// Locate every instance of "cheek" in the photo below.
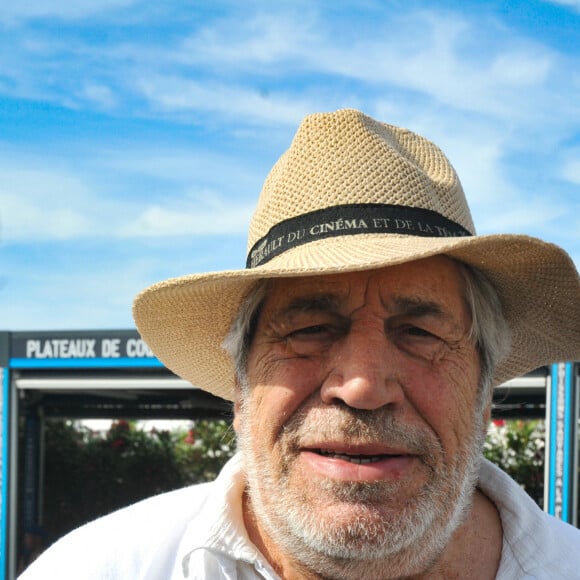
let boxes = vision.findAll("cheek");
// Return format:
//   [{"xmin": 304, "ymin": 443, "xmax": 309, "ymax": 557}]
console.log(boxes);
[
  {"xmin": 404, "ymin": 355, "xmax": 481, "ymax": 453},
  {"xmin": 246, "ymin": 356, "xmax": 325, "ymax": 444}
]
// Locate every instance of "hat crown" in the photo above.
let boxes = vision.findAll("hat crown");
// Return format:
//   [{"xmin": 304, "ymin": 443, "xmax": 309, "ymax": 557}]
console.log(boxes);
[{"xmin": 248, "ymin": 109, "xmax": 475, "ymax": 254}]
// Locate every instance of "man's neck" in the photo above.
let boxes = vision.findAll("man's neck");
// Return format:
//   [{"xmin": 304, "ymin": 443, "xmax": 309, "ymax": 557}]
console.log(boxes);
[
  {"xmin": 243, "ymin": 488, "xmax": 503, "ymax": 580},
  {"xmin": 418, "ymin": 488, "xmax": 503, "ymax": 579}
]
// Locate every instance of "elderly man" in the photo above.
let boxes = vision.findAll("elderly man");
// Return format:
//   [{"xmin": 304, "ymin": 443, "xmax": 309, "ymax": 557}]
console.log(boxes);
[{"xmin": 21, "ymin": 109, "xmax": 580, "ymax": 579}]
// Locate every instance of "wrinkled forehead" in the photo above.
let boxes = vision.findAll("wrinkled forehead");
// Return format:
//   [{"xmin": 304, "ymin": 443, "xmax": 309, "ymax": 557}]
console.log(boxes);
[{"xmin": 261, "ymin": 256, "xmax": 469, "ymax": 320}]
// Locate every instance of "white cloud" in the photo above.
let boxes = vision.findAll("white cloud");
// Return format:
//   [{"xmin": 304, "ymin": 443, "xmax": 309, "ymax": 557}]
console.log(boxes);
[
  {"xmin": 0, "ymin": 144, "xmax": 259, "ymax": 243},
  {"xmin": 0, "ymin": 167, "xmax": 95, "ymax": 241},
  {"xmin": 128, "ymin": 10, "xmax": 565, "ymax": 130},
  {"xmin": 317, "ymin": 18, "xmax": 560, "ymax": 124},
  {"xmin": 561, "ymin": 154, "xmax": 580, "ymax": 184},
  {"xmin": 2, "ymin": 6, "xmax": 578, "ymax": 134},
  {"xmin": 123, "ymin": 190, "xmax": 253, "ymax": 237},
  {"xmin": 177, "ymin": 11, "xmax": 317, "ymax": 67},
  {"xmin": 97, "ymin": 146, "xmax": 259, "ymax": 186},
  {"xmin": 163, "ymin": 9, "xmax": 566, "ymax": 125},
  {"xmin": 474, "ymin": 195, "xmax": 568, "ymax": 234},
  {"xmin": 544, "ymin": 0, "xmax": 580, "ymax": 11},
  {"xmin": 80, "ymin": 83, "xmax": 117, "ymax": 109},
  {"xmin": 136, "ymin": 76, "xmax": 316, "ymax": 127},
  {"xmin": 0, "ymin": 258, "xmax": 139, "ymax": 330}
]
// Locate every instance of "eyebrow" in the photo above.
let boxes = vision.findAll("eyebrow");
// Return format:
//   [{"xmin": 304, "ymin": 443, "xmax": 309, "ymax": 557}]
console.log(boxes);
[
  {"xmin": 276, "ymin": 293, "xmax": 452, "ymax": 322},
  {"xmin": 390, "ymin": 296, "xmax": 447, "ymax": 319},
  {"xmin": 278, "ymin": 293, "xmax": 341, "ymax": 317}
]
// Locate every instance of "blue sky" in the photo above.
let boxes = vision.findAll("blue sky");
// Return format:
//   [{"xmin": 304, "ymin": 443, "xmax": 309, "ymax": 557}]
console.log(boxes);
[{"xmin": 0, "ymin": 0, "xmax": 579, "ymax": 331}]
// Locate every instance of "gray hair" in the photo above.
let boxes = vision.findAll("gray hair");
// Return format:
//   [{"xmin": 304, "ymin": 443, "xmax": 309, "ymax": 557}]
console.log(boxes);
[
  {"xmin": 222, "ymin": 279, "xmax": 270, "ymax": 380},
  {"xmin": 456, "ymin": 261, "xmax": 511, "ymax": 410},
  {"xmin": 222, "ymin": 261, "xmax": 511, "ymax": 411}
]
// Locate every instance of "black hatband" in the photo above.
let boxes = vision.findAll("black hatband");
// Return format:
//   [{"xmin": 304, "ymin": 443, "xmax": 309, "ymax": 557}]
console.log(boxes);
[{"xmin": 246, "ymin": 203, "xmax": 472, "ymax": 269}]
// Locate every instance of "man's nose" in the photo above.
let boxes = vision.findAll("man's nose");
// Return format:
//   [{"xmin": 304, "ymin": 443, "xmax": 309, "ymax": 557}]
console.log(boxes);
[{"xmin": 319, "ymin": 323, "xmax": 405, "ymax": 410}]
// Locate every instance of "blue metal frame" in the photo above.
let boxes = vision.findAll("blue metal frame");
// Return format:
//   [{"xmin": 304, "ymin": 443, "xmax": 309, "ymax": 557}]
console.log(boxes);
[
  {"xmin": 0, "ymin": 367, "xmax": 10, "ymax": 580},
  {"xmin": 547, "ymin": 362, "xmax": 574, "ymax": 521},
  {"xmin": 10, "ymin": 357, "xmax": 164, "ymax": 370}
]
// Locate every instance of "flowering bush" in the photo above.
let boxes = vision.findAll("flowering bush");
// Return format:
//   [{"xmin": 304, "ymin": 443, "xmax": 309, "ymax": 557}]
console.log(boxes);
[
  {"xmin": 41, "ymin": 418, "xmax": 236, "ymax": 547},
  {"xmin": 483, "ymin": 419, "xmax": 545, "ymax": 507}
]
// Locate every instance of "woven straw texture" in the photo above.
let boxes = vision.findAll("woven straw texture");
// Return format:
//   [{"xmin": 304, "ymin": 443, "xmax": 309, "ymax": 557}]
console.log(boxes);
[
  {"xmin": 249, "ymin": 111, "xmax": 475, "ymax": 251},
  {"xmin": 133, "ymin": 109, "xmax": 580, "ymax": 402}
]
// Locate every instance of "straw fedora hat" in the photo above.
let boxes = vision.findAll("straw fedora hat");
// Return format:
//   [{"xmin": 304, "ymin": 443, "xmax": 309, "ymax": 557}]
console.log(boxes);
[{"xmin": 133, "ymin": 108, "xmax": 580, "ymax": 401}]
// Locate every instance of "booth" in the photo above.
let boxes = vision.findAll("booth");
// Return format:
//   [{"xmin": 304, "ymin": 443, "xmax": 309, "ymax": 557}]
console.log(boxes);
[
  {"xmin": 0, "ymin": 330, "xmax": 230, "ymax": 580},
  {"xmin": 0, "ymin": 330, "xmax": 578, "ymax": 580}
]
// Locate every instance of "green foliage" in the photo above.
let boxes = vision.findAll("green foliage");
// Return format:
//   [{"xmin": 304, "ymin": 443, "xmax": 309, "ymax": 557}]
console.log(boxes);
[
  {"xmin": 43, "ymin": 418, "xmax": 236, "ymax": 545},
  {"xmin": 42, "ymin": 417, "xmax": 547, "ymax": 547},
  {"xmin": 483, "ymin": 419, "xmax": 545, "ymax": 507}
]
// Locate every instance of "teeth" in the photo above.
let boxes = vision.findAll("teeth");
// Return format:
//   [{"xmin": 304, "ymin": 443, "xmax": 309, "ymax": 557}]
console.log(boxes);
[{"xmin": 317, "ymin": 450, "xmax": 388, "ymax": 464}]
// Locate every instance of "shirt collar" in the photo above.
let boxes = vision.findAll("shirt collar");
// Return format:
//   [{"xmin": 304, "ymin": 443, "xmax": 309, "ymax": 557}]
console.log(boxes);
[
  {"xmin": 478, "ymin": 458, "xmax": 546, "ymax": 578},
  {"xmin": 176, "ymin": 453, "xmax": 278, "ymax": 578}
]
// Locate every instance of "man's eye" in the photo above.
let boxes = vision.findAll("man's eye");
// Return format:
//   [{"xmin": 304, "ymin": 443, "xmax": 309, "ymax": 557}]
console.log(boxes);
[
  {"xmin": 392, "ymin": 325, "xmax": 445, "ymax": 361},
  {"xmin": 288, "ymin": 325, "xmax": 332, "ymax": 339},
  {"xmin": 394, "ymin": 324, "xmax": 443, "ymax": 346},
  {"xmin": 405, "ymin": 326, "xmax": 436, "ymax": 338},
  {"xmin": 284, "ymin": 323, "xmax": 345, "ymax": 356}
]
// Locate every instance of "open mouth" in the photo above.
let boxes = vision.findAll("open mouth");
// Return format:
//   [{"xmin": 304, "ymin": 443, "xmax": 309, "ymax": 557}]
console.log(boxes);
[{"xmin": 315, "ymin": 449, "xmax": 402, "ymax": 464}]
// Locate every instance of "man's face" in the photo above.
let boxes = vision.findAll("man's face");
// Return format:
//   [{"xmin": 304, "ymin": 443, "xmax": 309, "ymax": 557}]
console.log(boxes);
[{"xmin": 236, "ymin": 256, "xmax": 486, "ymax": 576}]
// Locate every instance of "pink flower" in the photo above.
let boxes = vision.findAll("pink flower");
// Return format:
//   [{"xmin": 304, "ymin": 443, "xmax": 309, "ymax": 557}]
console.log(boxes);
[{"xmin": 184, "ymin": 429, "xmax": 196, "ymax": 445}]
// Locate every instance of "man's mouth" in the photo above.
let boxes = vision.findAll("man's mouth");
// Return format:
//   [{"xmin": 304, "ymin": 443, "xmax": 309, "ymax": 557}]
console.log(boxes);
[
  {"xmin": 314, "ymin": 449, "xmax": 403, "ymax": 465},
  {"xmin": 300, "ymin": 446, "xmax": 416, "ymax": 481}
]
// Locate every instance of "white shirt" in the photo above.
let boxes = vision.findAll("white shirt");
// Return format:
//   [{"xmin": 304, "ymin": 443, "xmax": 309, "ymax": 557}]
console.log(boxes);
[{"xmin": 19, "ymin": 454, "xmax": 580, "ymax": 579}]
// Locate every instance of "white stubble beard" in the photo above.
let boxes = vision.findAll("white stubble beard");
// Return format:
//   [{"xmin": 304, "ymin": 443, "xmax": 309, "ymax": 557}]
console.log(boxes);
[{"xmin": 238, "ymin": 401, "xmax": 485, "ymax": 580}]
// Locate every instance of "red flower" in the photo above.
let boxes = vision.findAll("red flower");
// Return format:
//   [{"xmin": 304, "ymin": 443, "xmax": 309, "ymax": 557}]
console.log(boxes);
[
  {"xmin": 184, "ymin": 429, "xmax": 196, "ymax": 445},
  {"xmin": 111, "ymin": 438, "xmax": 126, "ymax": 450}
]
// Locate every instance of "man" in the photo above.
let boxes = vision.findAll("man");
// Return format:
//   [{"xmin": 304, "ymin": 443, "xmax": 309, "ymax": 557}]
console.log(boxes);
[{"xmin": 21, "ymin": 109, "xmax": 580, "ymax": 579}]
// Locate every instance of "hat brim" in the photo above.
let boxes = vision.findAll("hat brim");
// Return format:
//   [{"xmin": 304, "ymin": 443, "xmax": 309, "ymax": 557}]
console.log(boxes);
[{"xmin": 133, "ymin": 232, "xmax": 580, "ymax": 401}]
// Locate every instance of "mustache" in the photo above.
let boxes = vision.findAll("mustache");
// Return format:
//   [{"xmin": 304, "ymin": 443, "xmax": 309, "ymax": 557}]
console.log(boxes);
[{"xmin": 280, "ymin": 404, "xmax": 442, "ymax": 457}]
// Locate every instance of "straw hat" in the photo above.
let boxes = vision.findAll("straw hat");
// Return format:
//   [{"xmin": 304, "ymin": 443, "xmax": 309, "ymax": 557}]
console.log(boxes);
[{"xmin": 133, "ymin": 109, "xmax": 580, "ymax": 401}]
